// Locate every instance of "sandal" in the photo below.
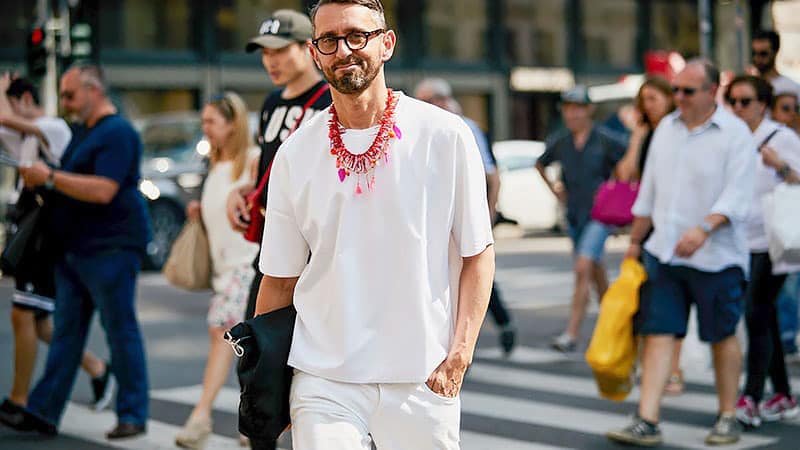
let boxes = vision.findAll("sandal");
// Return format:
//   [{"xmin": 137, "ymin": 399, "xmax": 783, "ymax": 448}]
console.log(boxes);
[{"xmin": 664, "ymin": 371, "xmax": 684, "ymax": 396}]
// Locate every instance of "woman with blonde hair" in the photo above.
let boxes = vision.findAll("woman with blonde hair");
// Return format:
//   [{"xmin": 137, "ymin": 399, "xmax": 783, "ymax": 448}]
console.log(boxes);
[{"xmin": 175, "ymin": 92, "xmax": 259, "ymax": 449}]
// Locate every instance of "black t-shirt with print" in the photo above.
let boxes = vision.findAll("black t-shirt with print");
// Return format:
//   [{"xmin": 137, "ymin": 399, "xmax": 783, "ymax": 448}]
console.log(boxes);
[{"xmin": 255, "ymin": 79, "xmax": 331, "ymax": 202}]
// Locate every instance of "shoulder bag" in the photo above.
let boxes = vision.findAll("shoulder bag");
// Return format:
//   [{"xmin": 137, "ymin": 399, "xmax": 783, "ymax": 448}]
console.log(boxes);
[{"xmin": 162, "ymin": 219, "xmax": 212, "ymax": 290}]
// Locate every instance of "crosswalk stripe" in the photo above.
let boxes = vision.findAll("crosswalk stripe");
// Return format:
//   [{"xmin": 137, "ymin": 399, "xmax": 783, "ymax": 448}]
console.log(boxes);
[
  {"xmin": 460, "ymin": 391, "xmax": 776, "ymax": 450},
  {"xmin": 473, "ymin": 346, "xmax": 568, "ymax": 365},
  {"xmin": 460, "ymin": 430, "xmax": 574, "ymax": 450},
  {"xmin": 468, "ymin": 363, "xmax": 721, "ymax": 415},
  {"xmin": 58, "ymin": 402, "xmax": 241, "ymax": 450}
]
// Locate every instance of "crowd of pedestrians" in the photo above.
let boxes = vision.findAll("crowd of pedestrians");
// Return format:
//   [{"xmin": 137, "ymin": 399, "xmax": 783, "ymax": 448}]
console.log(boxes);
[{"xmin": 0, "ymin": 0, "xmax": 799, "ymax": 449}]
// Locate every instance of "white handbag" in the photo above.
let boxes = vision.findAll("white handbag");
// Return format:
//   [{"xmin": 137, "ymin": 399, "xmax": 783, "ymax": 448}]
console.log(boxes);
[{"xmin": 763, "ymin": 183, "xmax": 800, "ymax": 267}]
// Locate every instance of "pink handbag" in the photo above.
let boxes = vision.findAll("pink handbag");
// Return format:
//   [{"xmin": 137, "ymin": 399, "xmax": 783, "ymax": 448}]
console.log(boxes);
[{"xmin": 590, "ymin": 181, "xmax": 639, "ymax": 226}]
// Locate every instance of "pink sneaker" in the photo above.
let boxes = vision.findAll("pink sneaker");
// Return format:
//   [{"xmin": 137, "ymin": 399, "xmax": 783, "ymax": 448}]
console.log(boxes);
[
  {"xmin": 761, "ymin": 393, "xmax": 800, "ymax": 422},
  {"xmin": 735, "ymin": 395, "xmax": 762, "ymax": 428}
]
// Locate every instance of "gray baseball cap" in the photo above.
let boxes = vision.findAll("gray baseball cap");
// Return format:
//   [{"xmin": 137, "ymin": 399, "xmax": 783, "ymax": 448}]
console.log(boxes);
[
  {"xmin": 561, "ymin": 85, "xmax": 592, "ymax": 104},
  {"xmin": 245, "ymin": 10, "xmax": 313, "ymax": 52}
]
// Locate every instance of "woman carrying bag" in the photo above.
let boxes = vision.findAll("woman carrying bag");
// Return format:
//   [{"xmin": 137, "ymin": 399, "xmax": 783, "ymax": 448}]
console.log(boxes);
[
  {"xmin": 725, "ymin": 75, "xmax": 800, "ymax": 428},
  {"xmin": 174, "ymin": 92, "xmax": 259, "ymax": 449}
]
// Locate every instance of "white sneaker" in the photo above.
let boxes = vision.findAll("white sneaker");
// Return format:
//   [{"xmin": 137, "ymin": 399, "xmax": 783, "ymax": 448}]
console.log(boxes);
[{"xmin": 551, "ymin": 333, "xmax": 576, "ymax": 353}]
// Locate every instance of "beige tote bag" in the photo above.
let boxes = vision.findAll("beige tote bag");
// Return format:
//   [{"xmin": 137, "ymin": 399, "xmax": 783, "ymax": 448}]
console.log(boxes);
[{"xmin": 163, "ymin": 219, "xmax": 212, "ymax": 290}]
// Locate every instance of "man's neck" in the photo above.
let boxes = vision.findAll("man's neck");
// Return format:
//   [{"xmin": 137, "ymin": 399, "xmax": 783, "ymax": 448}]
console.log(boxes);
[
  {"xmin": 281, "ymin": 70, "xmax": 323, "ymax": 100},
  {"xmin": 86, "ymin": 100, "xmax": 117, "ymax": 128},
  {"xmin": 570, "ymin": 123, "xmax": 593, "ymax": 147},
  {"xmin": 682, "ymin": 104, "xmax": 717, "ymax": 131},
  {"xmin": 762, "ymin": 68, "xmax": 780, "ymax": 81},
  {"xmin": 332, "ymin": 74, "xmax": 390, "ymax": 130}
]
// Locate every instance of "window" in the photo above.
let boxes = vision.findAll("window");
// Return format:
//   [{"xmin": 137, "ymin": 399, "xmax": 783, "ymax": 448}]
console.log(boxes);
[
  {"xmin": 580, "ymin": 0, "xmax": 637, "ymax": 68},
  {"xmin": 505, "ymin": 0, "xmax": 567, "ymax": 66},
  {"xmin": 98, "ymin": 0, "xmax": 193, "ymax": 51},
  {"xmin": 426, "ymin": 0, "xmax": 487, "ymax": 63},
  {"xmin": 0, "ymin": 1, "xmax": 37, "ymax": 52},
  {"xmin": 119, "ymin": 89, "xmax": 197, "ymax": 119},
  {"xmin": 216, "ymin": 0, "xmax": 300, "ymax": 52},
  {"xmin": 650, "ymin": 0, "xmax": 699, "ymax": 57}
]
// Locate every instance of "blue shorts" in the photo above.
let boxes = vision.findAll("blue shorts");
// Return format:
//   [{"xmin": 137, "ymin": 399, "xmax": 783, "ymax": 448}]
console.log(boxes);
[
  {"xmin": 568, "ymin": 220, "xmax": 611, "ymax": 262},
  {"xmin": 637, "ymin": 252, "xmax": 744, "ymax": 343}
]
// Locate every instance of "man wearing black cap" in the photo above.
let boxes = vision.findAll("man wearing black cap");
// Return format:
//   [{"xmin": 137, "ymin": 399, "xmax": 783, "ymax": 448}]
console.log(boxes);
[
  {"xmin": 535, "ymin": 85, "xmax": 627, "ymax": 353},
  {"xmin": 227, "ymin": 9, "xmax": 331, "ymax": 323}
]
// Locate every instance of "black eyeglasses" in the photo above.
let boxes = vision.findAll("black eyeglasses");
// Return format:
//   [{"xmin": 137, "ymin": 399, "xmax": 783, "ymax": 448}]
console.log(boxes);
[
  {"xmin": 751, "ymin": 50, "xmax": 772, "ymax": 58},
  {"xmin": 312, "ymin": 29, "xmax": 385, "ymax": 55},
  {"xmin": 672, "ymin": 86, "xmax": 698, "ymax": 96},
  {"xmin": 727, "ymin": 97, "xmax": 755, "ymax": 107}
]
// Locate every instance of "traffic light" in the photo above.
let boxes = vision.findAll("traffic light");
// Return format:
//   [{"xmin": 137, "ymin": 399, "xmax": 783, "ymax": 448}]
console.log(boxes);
[
  {"xmin": 70, "ymin": 22, "xmax": 93, "ymax": 62},
  {"xmin": 26, "ymin": 26, "xmax": 48, "ymax": 79}
]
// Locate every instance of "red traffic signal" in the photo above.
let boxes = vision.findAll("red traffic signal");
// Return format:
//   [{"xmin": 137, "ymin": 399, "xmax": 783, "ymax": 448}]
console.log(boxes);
[{"xmin": 30, "ymin": 27, "xmax": 44, "ymax": 45}]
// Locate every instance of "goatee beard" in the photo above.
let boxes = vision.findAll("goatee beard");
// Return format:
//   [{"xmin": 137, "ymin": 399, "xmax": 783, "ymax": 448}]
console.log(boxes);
[{"xmin": 324, "ymin": 56, "xmax": 380, "ymax": 95}]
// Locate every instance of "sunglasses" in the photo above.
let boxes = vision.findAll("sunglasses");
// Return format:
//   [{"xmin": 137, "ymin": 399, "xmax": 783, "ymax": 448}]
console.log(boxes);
[
  {"xmin": 672, "ymin": 86, "xmax": 698, "ymax": 96},
  {"xmin": 779, "ymin": 103, "xmax": 799, "ymax": 113},
  {"xmin": 751, "ymin": 50, "xmax": 772, "ymax": 58},
  {"xmin": 726, "ymin": 97, "xmax": 755, "ymax": 107}
]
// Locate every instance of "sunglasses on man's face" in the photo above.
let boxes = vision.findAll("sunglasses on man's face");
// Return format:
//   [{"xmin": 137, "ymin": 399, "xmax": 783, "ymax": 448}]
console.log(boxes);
[
  {"xmin": 672, "ymin": 86, "xmax": 698, "ymax": 96},
  {"xmin": 751, "ymin": 50, "xmax": 772, "ymax": 58}
]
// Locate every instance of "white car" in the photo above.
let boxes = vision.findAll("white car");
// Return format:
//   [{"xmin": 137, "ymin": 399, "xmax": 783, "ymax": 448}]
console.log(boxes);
[{"xmin": 493, "ymin": 140, "xmax": 564, "ymax": 232}]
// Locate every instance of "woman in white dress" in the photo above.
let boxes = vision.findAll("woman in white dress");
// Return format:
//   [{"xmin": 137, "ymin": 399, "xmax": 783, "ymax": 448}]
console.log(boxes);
[{"xmin": 175, "ymin": 92, "xmax": 259, "ymax": 449}]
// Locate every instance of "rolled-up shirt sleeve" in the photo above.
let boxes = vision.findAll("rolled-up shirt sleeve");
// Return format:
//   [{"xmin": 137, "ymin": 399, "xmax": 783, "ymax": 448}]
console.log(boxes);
[
  {"xmin": 451, "ymin": 121, "xmax": 494, "ymax": 257},
  {"xmin": 259, "ymin": 148, "xmax": 310, "ymax": 277},
  {"xmin": 710, "ymin": 132, "xmax": 757, "ymax": 222}
]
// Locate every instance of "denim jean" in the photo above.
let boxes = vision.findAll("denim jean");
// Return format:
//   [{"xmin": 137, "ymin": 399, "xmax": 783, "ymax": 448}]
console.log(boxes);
[
  {"xmin": 778, "ymin": 273, "xmax": 800, "ymax": 354},
  {"xmin": 27, "ymin": 249, "xmax": 148, "ymax": 426}
]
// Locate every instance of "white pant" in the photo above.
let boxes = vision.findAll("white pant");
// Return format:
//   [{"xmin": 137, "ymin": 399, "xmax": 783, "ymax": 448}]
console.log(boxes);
[{"xmin": 290, "ymin": 370, "xmax": 461, "ymax": 450}]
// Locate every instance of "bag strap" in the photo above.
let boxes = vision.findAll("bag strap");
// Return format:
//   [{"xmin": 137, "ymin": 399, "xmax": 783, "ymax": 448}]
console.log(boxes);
[
  {"xmin": 253, "ymin": 83, "xmax": 330, "ymax": 194},
  {"xmin": 759, "ymin": 128, "xmax": 781, "ymax": 150}
]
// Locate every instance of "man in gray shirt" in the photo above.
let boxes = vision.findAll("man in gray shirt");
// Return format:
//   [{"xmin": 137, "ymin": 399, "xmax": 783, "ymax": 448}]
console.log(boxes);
[{"xmin": 536, "ymin": 85, "xmax": 626, "ymax": 352}]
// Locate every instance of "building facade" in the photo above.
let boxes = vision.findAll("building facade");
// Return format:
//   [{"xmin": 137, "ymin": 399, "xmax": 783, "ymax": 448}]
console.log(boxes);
[{"xmin": 0, "ymin": 0, "xmax": 773, "ymax": 141}]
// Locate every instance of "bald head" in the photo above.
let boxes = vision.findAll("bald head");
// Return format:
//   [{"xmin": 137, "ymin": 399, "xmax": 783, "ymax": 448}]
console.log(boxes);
[
  {"xmin": 672, "ymin": 59, "xmax": 719, "ymax": 125},
  {"xmin": 60, "ymin": 64, "xmax": 109, "ymax": 123}
]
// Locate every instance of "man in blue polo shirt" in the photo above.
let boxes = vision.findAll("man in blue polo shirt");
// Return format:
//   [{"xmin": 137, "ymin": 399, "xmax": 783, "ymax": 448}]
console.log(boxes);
[
  {"xmin": 536, "ymin": 85, "xmax": 627, "ymax": 352},
  {"xmin": 10, "ymin": 64, "xmax": 151, "ymax": 440}
]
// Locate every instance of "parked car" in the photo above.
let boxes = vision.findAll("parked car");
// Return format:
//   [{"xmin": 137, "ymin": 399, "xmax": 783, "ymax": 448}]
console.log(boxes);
[
  {"xmin": 493, "ymin": 140, "xmax": 564, "ymax": 232},
  {"xmin": 134, "ymin": 113, "xmax": 207, "ymax": 270},
  {"xmin": 134, "ymin": 112, "xmax": 260, "ymax": 270}
]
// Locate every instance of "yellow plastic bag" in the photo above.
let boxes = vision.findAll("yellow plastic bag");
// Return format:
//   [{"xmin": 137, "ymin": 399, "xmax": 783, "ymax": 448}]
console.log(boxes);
[{"xmin": 585, "ymin": 258, "xmax": 647, "ymax": 401}]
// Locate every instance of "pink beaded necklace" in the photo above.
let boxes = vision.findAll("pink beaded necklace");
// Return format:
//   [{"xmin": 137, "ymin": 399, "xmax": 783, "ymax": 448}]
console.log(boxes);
[{"xmin": 328, "ymin": 89, "xmax": 402, "ymax": 195}]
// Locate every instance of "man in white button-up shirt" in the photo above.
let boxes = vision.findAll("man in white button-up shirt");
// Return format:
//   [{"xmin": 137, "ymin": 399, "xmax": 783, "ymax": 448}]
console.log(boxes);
[{"xmin": 607, "ymin": 60, "xmax": 757, "ymax": 447}]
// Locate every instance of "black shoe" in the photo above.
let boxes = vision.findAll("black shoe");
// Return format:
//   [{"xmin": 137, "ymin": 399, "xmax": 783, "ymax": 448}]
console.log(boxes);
[
  {"xmin": 107, "ymin": 422, "xmax": 146, "ymax": 440},
  {"xmin": 0, "ymin": 400, "xmax": 57, "ymax": 437},
  {"xmin": 91, "ymin": 362, "xmax": 116, "ymax": 411},
  {"xmin": 0, "ymin": 398, "xmax": 28, "ymax": 430},
  {"xmin": 500, "ymin": 325, "xmax": 516, "ymax": 356}
]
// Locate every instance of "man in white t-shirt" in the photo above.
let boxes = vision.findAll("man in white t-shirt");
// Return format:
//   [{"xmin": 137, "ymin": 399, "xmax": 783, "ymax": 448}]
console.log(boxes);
[
  {"xmin": 0, "ymin": 74, "xmax": 113, "ymax": 431},
  {"xmin": 253, "ymin": 1, "xmax": 495, "ymax": 448},
  {"xmin": 752, "ymin": 31, "xmax": 800, "ymax": 106}
]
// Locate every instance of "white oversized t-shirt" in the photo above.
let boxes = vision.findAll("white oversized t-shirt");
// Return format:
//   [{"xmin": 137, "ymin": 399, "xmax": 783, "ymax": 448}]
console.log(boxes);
[
  {"xmin": 259, "ymin": 93, "xmax": 494, "ymax": 383},
  {"xmin": 0, "ymin": 116, "xmax": 71, "ymax": 164}
]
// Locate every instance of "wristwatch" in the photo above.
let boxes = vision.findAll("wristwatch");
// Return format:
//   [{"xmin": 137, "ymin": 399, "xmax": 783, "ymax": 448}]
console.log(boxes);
[
  {"xmin": 44, "ymin": 168, "xmax": 55, "ymax": 190},
  {"xmin": 700, "ymin": 222, "xmax": 713, "ymax": 235},
  {"xmin": 778, "ymin": 163, "xmax": 792, "ymax": 179}
]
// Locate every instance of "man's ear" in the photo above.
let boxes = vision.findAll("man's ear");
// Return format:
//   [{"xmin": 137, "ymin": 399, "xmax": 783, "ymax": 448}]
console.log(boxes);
[
  {"xmin": 307, "ymin": 42, "xmax": 323, "ymax": 70},
  {"xmin": 380, "ymin": 30, "xmax": 397, "ymax": 62}
]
